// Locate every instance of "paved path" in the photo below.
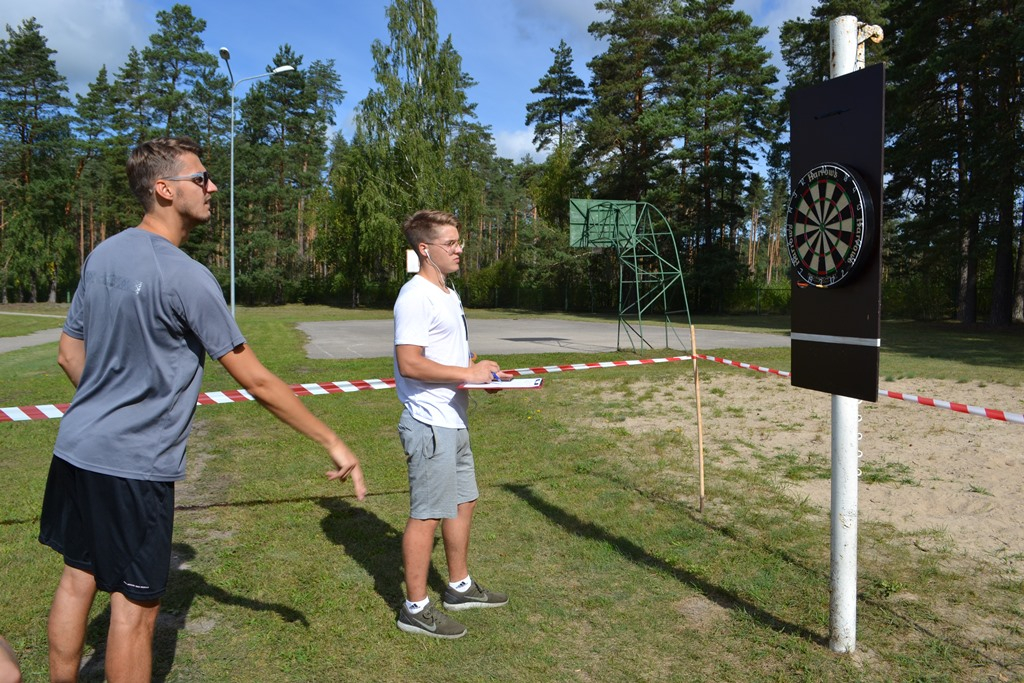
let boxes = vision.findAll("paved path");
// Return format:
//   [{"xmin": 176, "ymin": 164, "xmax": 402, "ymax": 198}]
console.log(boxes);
[
  {"xmin": 0, "ymin": 315, "xmax": 789, "ymax": 358},
  {"xmin": 298, "ymin": 319, "xmax": 789, "ymax": 359},
  {"xmin": 0, "ymin": 311, "xmax": 66, "ymax": 353},
  {"xmin": 0, "ymin": 327, "xmax": 63, "ymax": 353}
]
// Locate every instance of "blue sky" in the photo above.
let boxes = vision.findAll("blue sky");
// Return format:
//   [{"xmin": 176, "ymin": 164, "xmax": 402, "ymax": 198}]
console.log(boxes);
[{"xmin": 2, "ymin": 0, "xmax": 817, "ymax": 161}]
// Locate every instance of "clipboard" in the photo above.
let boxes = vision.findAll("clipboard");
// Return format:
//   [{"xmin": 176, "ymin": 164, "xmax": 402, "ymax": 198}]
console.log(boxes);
[{"xmin": 459, "ymin": 377, "xmax": 544, "ymax": 390}]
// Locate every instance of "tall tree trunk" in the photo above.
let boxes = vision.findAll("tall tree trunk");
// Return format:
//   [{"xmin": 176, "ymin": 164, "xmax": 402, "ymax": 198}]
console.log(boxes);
[
  {"xmin": 298, "ymin": 195, "xmax": 306, "ymax": 259},
  {"xmin": 957, "ymin": 220, "xmax": 978, "ymax": 323},
  {"xmin": 955, "ymin": 80, "xmax": 977, "ymax": 323},
  {"xmin": 1013, "ymin": 206, "xmax": 1024, "ymax": 323},
  {"xmin": 765, "ymin": 214, "xmax": 780, "ymax": 285},
  {"xmin": 988, "ymin": 38, "xmax": 1018, "ymax": 327},
  {"xmin": 79, "ymin": 198, "xmax": 85, "ymax": 269},
  {"xmin": 989, "ymin": 194, "xmax": 1015, "ymax": 326}
]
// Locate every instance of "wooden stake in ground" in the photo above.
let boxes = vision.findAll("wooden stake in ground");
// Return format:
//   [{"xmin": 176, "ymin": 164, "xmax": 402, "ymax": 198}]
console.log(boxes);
[{"xmin": 690, "ymin": 325, "xmax": 706, "ymax": 512}]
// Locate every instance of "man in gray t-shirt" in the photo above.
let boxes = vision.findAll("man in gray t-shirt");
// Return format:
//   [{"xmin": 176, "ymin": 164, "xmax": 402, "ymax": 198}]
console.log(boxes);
[{"xmin": 39, "ymin": 137, "xmax": 367, "ymax": 682}]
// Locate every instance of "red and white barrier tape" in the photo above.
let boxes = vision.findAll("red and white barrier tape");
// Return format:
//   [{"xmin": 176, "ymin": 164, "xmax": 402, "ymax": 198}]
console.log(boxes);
[
  {"xmin": 195, "ymin": 378, "xmax": 397, "ymax": 407},
  {"xmin": 0, "ymin": 357, "xmax": 693, "ymax": 422},
  {"xmin": 503, "ymin": 356, "xmax": 692, "ymax": 377},
  {"xmin": 696, "ymin": 355, "xmax": 1023, "ymax": 425},
  {"xmin": 877, "ymin": 389, "xmax": 1024, "ymax": 425},
  {"xmin": 3, "ymin": 354, "xmax": 1021, "ymax": 426},
  {"xmin": 695, "ymin": 354, "xmax": 792, "ymax": 377}
]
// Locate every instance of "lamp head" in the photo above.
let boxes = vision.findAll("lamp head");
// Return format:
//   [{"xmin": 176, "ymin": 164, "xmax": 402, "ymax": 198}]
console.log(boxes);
[
  {"xmin": 219, "ymin": 47, "xmax": 231, "ymax": 61},
  {"xmin": 272, "ymin": 65, "xmax": 295, "ymax": 74}
]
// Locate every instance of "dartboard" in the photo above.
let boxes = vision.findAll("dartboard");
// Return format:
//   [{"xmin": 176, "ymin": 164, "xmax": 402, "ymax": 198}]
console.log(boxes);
[{"xmin": 786, "ymin": 163, "xmax": 874, "ymax": 288}]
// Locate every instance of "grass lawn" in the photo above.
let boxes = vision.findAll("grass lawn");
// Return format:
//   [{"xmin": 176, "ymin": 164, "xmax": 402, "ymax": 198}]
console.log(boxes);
[{"xmin": 1, "ymin": 304, "xmax": 1022, "ymax": 682}]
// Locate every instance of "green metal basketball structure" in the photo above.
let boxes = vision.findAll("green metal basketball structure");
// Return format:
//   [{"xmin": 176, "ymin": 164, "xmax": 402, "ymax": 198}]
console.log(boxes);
[{"xmin": 569, "ymin": 199, "xmax": 691, "ymax": 351}]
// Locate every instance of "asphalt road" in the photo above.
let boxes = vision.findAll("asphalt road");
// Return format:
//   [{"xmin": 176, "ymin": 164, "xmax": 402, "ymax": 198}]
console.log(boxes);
[
  {"xmin": 298, "ymin": 318, "xmax": 789, "ymax": 359},
  {"xmin": 0, "ymin": 315, "xmax": 789, "ymax": 358}
]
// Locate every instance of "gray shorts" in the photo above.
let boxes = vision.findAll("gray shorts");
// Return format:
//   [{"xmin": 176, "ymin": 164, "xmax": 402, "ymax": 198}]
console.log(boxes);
[{"xmin": 398, "ymin": 409, "xmax": 478, "ymax": 519}]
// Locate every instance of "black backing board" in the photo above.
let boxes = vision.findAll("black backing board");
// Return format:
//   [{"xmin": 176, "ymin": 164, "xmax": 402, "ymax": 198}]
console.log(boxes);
[{"xmin": 789, "ymin": 64, "xmax": 884, "ymax": 401}]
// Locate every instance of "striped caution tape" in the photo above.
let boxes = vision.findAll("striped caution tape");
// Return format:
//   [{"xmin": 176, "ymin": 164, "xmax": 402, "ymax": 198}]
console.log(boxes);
[
  {"xmin": 695, "ymin": 354, "xmax": 792, "ymax": 377},
  {"xmin": 503, "ymin": 356, "xmax": 692, "ymax": 377},
  {"xmin": 195, "ymin": 378, "xmax": 398, "ymax": 406},
  {"xmin": 877, "ymin": 389, "xmax": 1024, "ymax": 425},
  {"xmin": 0, "ymin": 357, "xmax": 692, "ymax": 423},
  {"xmin": 3, "ymin": 354, "xmax": 1021, "ymax": 425},
  {"xmin": 0, "ymin": 403, "xmax": 70, "ymax": 422}
]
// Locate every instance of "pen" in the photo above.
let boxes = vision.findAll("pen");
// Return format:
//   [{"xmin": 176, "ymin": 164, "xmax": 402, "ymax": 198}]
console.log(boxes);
[{"xmin": 491, "ymin": 372, "xmax": 502, "ymax": 382}]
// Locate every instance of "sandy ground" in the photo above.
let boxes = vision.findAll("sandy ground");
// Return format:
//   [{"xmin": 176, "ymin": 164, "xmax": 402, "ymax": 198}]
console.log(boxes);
[{"xmin": 693, "ymin": 370, "xmax": 1024, "ymax": 564}]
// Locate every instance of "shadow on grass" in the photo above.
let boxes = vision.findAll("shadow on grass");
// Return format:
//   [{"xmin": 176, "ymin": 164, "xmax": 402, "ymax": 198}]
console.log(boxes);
[
  {"xmin": 316, "ymin": 497, "xmax": 446, "ymax": 610},
  {"xmin": 77, "ymin": 543, "xmax": 309, "ymax": 683},
  {"xmin": 606, "ymin": 477, "xmax": 1024, "ymax": 676},
  {"xmin": 504, "ymin": 483, "xmax": 827, "ymax": 647},
  {"xmin": 880, "ymin": 320, "xmax": 1024, "ymax": 368}
]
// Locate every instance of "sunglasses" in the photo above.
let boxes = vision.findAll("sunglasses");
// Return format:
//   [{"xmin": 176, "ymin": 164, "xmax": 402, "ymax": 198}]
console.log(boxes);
[{"xmin": 160, "ymin": 171, "xmax": 213, "ymax": 190}]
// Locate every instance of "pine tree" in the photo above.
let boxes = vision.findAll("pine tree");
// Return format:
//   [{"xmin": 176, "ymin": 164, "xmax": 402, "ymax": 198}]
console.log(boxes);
[
  {"xmin": 668, "ymin": 0, "xmax": 778, "ymax": 249},
  {"xmin": 110, "ymin": 47, "xmax": 155, "ymax": 146},
  {"xmin": 72, "ymin": 66, "xmax": 122, "ymax": 269},
  {"xmin": 525, "ymin": 40, "xmax": 589, "ymax": 152},
  {"xmin": 141, "ymin": 3, "xmax": 218, "ymax": 136},
  {"xmin": 583, "ymin": 0, "xmax": 675, "ymax": 201},
  {"xmin": 0, "ymin": 17, "xmax": 73, "ymax": 303},
  {"xmin": 885, "ymin": 0, "xmax": 1021, "ymax": 323},
  {"xmin": 235, "ymin": 45, "xmax": 345, "ymax": 302}
]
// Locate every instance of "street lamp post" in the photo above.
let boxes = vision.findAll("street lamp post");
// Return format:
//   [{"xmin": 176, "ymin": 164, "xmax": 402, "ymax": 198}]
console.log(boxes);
[{"xmin": 219, "ymin": 47, "xmax": 295, "ymax": 317}]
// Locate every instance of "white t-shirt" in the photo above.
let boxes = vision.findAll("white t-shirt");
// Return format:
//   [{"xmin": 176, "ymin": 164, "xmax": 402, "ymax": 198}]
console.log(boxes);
[{"xmin": 393, "ymin": 274, "xmax": 471, "ymax": 428}]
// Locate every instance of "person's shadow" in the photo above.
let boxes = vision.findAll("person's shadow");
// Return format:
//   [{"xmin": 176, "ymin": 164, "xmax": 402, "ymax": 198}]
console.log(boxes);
[
  {"xmin": 78, "ymin": 543, "xmax": 309, "ymax": 682},
  {"xmin": 316, "ymin": 497, "xmax": 445, "ymax": 610}
]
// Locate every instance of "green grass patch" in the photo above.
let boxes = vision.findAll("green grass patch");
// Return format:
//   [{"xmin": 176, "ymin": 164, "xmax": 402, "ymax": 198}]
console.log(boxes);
[{"xmin": 1, "ymin": 305, "xmax": 1022, "ymax": 681}]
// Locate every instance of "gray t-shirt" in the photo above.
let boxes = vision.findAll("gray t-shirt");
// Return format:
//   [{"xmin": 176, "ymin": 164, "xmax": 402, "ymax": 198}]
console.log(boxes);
[{"xmin": 54, "ymin": 227, "xmax": 245, "ymax": 481}]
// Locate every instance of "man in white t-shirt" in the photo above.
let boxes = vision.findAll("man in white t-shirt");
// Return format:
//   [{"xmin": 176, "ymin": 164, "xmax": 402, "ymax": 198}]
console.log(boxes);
[{"xmin": 393, "ymin": 210, "xmax": 511, "ymax": 639}]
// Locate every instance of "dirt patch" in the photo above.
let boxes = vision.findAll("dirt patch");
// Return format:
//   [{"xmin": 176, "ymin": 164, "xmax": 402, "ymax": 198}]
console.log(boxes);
[
  {"xmin": 675, "ymin": 594, "xmax": 730, "ymax": 630},
  {"xmin": 581, "ymin": 369, "xmax": 1024, "ymax": 565}
]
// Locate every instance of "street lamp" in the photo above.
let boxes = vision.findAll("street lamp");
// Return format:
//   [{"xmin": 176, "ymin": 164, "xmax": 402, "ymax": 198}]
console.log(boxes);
[{"xmin": 219, "ymin": 46, "xmax": 295, "ymax": 317}]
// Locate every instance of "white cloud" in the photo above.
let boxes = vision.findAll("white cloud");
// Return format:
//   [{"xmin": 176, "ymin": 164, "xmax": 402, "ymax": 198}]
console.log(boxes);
[
  {"xmin": 508, "ymin": 0, "xmax": 604, "ymax": 63},
  {"xmin": 494, "ymin": 128, "xmax": 547, "ymax": 163},
  {"xmin": 1, "ymin": 0, "xmax": 150, "ymax": 96}
]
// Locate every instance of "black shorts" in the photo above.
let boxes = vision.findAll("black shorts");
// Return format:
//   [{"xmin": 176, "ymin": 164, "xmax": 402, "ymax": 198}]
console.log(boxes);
[{"xmin": 38, "ymin": 455, "xmax": 175, "ymax": 601}]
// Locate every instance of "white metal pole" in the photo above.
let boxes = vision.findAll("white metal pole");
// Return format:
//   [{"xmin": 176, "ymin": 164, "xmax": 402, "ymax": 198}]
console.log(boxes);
[
  {"xmin": 830, "ymin": 16, "xmax": 859, "ymax": 78},
  {"xmin": 229, "ymin": 86, "xmax": 236, "ymax": 318},
  {"xmin": 829, "ymin": 393, "xmax": 859, "ymax": 652},
  {"xmin": 828, "ymin": 14, "xmax": 861, "ymax": 654},
  {"xmin": 218, "ymin": 51, "xmax": 295, "ymax": 319}
]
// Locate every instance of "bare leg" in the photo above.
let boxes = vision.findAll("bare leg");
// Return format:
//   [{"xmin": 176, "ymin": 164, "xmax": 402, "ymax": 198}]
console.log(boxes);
[
  {"xmin": 403, "ymin": 517, "xmax": 440, "ymax": 602},
  {"xmin": 441, "ymin": 499, "xmax": 477, "ymax": 583},
  {"xmin": 48, "ymin": 565, "xmax": 98, "ymax": 683},
  {"xmin": 104, "ymin": 592, "xmax": 159, "ymax": 683},
  {"xmin": 0, "ymin": 636, "xmax": 22, "ymax": 683}
]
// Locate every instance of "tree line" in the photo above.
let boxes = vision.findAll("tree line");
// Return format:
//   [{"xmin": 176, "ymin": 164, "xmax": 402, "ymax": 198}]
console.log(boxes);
[{"xmin": 1, "ymin": 0, "xmax": 1021, "ymax": 323}]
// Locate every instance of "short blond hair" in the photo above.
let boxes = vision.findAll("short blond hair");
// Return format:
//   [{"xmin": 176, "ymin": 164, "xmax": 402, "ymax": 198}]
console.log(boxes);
[
  {"xmin": 127, "ymin": 137, "xmax": 203, "ymax": 212},
  {"xmin": 402, "ymin": 210, "xmax": 461, "ymax": 250}
]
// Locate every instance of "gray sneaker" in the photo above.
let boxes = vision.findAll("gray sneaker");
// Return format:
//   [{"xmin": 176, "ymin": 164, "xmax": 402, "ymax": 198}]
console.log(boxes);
[
  {"xmin": 397, "ymin": 602, "xmax": 468, "ymax": 639},
  {"xmin": 442, "ymin": 580, "xmax": 508, "ymax": 611}
]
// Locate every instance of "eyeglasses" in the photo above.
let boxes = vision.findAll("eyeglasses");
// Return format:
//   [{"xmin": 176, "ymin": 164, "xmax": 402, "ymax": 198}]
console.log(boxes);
[
  {"xmin": 424, "ymin": 240, "xmax": 464, "ymax": 254},
  {"xmin": 159, "ymin": 171, "xmax": 213, "ymax": 190}
]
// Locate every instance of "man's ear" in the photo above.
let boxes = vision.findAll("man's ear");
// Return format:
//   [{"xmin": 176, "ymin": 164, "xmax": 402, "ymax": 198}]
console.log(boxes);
[{"xmin": 153, "ymin": 179, "xmax": 173, "ymax": 202}]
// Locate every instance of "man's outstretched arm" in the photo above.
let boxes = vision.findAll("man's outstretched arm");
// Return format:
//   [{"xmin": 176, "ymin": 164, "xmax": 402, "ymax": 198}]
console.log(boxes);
[{"xmin": 218, "ymin": 344, "xmax": 367, "ymax": 499}]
